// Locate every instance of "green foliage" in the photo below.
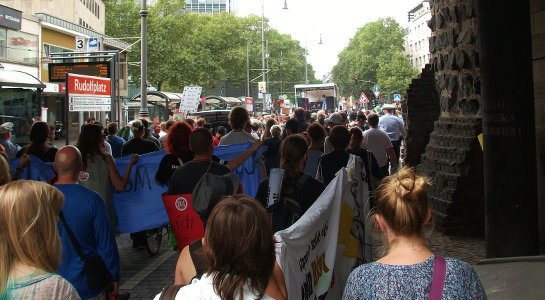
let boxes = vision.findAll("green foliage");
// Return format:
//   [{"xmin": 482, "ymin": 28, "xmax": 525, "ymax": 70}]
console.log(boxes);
[
  {"xmin": 104, "ymin": 0, "xmax": 313, "ymax": 97},
  {"xmin": 332, "ymin": 17, "xmax": 417, "ymax": 100}
]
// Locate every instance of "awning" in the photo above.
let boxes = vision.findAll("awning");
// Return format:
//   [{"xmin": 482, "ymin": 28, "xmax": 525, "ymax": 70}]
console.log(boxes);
[
  {"xmin": 0, "ymin": 70, "xmax": 46, "ymax": 89},
  {"xmin": 294, "ymin": 83, "xmax": 337, "ymax": 91},
  {"xmin": 131, "ymin": 91, "xmax": 183, "ymax": 104}
]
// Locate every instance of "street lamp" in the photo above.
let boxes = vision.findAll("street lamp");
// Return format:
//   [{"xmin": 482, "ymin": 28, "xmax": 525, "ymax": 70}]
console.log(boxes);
[
  {"xmin": 139, "ymin": 0, "xmax": 149, "ymax": 118},
  {"xmin": 261, "ymin": 0, "xmax": 266, "ymax": 112}
]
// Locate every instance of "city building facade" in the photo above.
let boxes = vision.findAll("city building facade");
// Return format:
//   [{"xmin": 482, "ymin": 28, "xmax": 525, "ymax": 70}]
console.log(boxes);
[
  {"xmin": 404, "ymin": 0, "xmax": 432, "ymax": 72},
  {"xmin": 0, "ymin": 4, "xmax": 40, "ymax": 77},
  {"xmin": 185, "ymin": 0, "xmax": 232, "ymax": 14},
  {"xmin": 0, "ymin": 1, "xmax": 130, "ymax": 138},
  {"xmin": 3, "ymin": 0, "xmax": 105, "ymax": 33}
]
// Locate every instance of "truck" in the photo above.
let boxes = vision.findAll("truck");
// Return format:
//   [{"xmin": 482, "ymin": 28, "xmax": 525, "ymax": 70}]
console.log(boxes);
[{"xmin": 294, "ymin": 83, "xmax": 339, "ymax": 113}]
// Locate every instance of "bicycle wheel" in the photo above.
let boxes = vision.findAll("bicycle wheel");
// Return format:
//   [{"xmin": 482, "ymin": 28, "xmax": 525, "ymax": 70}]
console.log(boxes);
[{"xmin": 145, "ymin": 227, "xmax": 163, "ymax": 256}]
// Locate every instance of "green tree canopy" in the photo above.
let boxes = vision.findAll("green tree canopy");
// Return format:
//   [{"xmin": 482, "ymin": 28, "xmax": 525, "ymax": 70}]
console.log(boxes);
[
  {"xmin": 332, "ymin": 17, "xmax": 418, "ymax": 101},
  {"xmin": 104, "ymin": 0, "xmax": 314, "ymax": 98}
]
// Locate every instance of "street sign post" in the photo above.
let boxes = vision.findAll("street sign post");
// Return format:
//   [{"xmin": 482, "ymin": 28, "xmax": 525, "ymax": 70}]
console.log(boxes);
[
  {"xmin": 393, "ymin": 94, "xmax": 401, "ymax": 102},
  {"xmin": 67, "ymin": 74, "xmax": 111, "ymax": 112},
  {"xmin": 65, "ymin": 73, "xmax": 111, "ymax": 146},
  {"xmin": 373, "ymin": 85, "xmax": 380, "ymax": 98}
]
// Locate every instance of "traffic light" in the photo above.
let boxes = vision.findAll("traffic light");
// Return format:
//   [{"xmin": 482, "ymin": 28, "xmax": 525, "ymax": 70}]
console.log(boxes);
[{"xmin": 354, "ymin": 76, "xmax": 358, "ymax": 84}]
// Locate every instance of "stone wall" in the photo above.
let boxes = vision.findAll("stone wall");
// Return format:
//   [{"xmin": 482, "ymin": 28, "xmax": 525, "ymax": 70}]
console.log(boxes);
[
  {"xmin": 531, "ymin": 0, "xmax": 545, "ymax": 251},
  {"xmin": 402, "ymin": 64, "xmax": 440, "ymax": 167},
  {"xmin": 407, "ymin": 0, "xmax": 484, "ymax": 234}
]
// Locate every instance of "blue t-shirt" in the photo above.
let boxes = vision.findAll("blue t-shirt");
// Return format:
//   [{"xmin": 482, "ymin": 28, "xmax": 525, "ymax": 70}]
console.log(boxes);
[
  {"xmin": 55, "ymin": 184, "xmax": 120, "ymax": 299},
  {"xmin": 342, "ymin": 255, "xmax": 486, "ymax": 299},
  {"xmin": 106, "ymin": 135, "xmax": 126, "ymax": 158}
]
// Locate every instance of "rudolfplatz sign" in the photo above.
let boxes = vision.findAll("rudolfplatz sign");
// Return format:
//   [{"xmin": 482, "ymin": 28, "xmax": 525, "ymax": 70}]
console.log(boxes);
[{"xmin": 67, "ymin": 73, "xmax": 112, "ymax": 112}]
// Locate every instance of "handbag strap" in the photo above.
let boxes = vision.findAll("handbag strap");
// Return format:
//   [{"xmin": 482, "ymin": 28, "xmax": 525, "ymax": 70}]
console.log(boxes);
[
  {"xmin": 59, "ymin": 211, "xmax": 86, "ymax": 261},
  {"xmin": 428, "ymin": 255, "xmax": 447, "ymax": 300}
]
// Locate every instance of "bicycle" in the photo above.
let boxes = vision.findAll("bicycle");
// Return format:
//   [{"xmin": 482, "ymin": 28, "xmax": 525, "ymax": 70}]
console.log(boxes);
[{"xmin": 143, "ymin": 223, "xmax": 170, "ymax": 256}]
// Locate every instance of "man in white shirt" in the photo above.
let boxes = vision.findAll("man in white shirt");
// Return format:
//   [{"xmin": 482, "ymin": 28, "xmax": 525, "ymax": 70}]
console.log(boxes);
[
  {"xmin": 363, "ymin": 113, "xmax": 397, "ymax": 176},
  {"xmin": 378, "ymin": 104, "xmax": 405, "ymax": 165}
]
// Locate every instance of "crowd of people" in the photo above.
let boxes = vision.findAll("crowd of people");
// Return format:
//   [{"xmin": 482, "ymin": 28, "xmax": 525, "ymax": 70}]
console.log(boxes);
[{"xmin": 0, "ymin": 105, "xmax": 486, "ymax": 299}]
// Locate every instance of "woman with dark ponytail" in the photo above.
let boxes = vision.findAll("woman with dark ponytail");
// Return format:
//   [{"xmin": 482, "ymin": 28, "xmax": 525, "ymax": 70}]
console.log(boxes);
[
  {"xmin": 255, "ymin": 134, "xmax": 325, "ymax": 232},
  {"xmin": 343, "ymin": 167, "xmax": 486, "ymax": 299}
]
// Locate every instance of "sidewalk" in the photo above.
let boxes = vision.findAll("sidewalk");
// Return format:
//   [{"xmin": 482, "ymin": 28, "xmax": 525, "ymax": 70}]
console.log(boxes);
[{"xmin": 116, "ymin": 234, "xmax": 178, "ymax": 299}]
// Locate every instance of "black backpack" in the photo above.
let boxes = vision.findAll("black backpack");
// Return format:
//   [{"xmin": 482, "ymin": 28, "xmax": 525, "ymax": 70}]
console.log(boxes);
[{"xmin": 267, "ymin": 174, "xmax": 310, "ymax": 232}]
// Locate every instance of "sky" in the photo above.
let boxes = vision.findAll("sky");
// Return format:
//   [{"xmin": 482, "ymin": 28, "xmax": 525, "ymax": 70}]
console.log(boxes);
[{"xmin": 235, "ymin": 0, "xmax": 423, "ymax": 80}]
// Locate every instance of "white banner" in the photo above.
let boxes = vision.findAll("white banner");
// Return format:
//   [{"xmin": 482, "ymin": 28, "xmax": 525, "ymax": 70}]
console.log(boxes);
[{"xmin": 275, "ymin": 155, "xmax": 370, "ymax": 299}]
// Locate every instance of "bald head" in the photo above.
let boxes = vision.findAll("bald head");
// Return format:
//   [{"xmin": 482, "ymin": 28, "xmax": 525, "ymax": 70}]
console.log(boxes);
[{"xmin": 55, "ymin": 146, "xmax": 83, "ymax": 180}]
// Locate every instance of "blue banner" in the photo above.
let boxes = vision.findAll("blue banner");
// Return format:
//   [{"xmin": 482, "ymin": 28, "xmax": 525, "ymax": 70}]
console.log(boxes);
[
  {"xmin": 213, "ymin": 141, "xmax": 267, "ymax": 198},
  {"xmin": 9, "ymin": 143, "xmax": 266, "ymax": 233},
  {"xmin": 10, "ymin": 155, "xmax": 55, "ymax": 181},
  {"xmin": 113, "ymin": 150, "xmax": 169, "ymax": 233}
]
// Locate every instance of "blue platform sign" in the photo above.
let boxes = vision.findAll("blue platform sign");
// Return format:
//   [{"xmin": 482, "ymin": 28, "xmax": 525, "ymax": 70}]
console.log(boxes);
[
  {"xmin": 88, "ymin": 37, "xmax": 99, "ymax": 51},
  {"xmin": 393, "ymin": 94, "xmax": 401, "ymax": 102}
]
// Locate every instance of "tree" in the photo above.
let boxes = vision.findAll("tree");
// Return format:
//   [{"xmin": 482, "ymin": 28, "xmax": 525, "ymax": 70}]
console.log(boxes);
[
  {"xmin": 104, "ymin": 0, "xmax": 314, "ymax": 98},
  {"xmin": 332, "ymin": 17, "xmax": 417, "ymax": 100}
]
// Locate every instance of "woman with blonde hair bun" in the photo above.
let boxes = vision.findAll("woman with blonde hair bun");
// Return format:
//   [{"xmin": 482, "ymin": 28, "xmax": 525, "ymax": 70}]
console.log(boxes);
[
  {"xmin": 0, "ymin": 180, "xmax": 79, "ymax": 299},
  {"xmin": 343, "ymin": 167, "xmax": 486, "ymax": 299}
]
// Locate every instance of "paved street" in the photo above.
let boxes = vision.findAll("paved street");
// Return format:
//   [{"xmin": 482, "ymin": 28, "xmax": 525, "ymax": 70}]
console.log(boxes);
[{"xmin": 116, "ymin": 233, "xmax": 178, "ymax": 299}]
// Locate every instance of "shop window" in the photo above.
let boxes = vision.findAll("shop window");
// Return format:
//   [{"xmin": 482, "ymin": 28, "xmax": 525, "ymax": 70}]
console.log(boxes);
[
  {"xmin": 0, "ymin": 28, "xmax": 6, "ymax": 58},
  {"xmin": 6, "ymin": 30, "xmax": 38, "ymax": 64}
]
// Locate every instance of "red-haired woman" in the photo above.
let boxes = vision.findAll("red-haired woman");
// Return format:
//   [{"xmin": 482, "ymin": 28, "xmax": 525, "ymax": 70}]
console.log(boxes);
[{"xmin": 155, "ymin": 121, "xmax": 193, "ymax": 185}]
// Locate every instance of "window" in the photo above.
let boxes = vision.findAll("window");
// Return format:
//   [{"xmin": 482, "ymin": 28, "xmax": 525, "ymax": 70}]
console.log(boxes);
[
  {"xmin": 6, "ymin": 30, "xmax": 38, "ymax": 64},
  {"xmin": 0, "ymin": 28, "xmax": 6, "ymax": 58}
]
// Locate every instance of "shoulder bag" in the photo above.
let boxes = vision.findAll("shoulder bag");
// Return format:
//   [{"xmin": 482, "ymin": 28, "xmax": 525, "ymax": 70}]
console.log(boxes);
[
  {"xmin": 59, "ymin": 212, "xmax": 112, "ymax": 290},
  {"xmin": 428, "ymin": 255, "xmax": 447, "ymax": 300}
]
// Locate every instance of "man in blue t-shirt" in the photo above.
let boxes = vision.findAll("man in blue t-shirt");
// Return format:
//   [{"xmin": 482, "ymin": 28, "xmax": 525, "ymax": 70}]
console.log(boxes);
[
  {"xmin": 54, "ymin": 146, "xmax": 121, "ymax": 299},
  {"xmin": 106, "ymin": 122, "xmax": 126, "ymax": 158}
]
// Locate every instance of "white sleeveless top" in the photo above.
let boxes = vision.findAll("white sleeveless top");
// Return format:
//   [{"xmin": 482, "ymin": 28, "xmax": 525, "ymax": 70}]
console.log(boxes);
[{"xmin": 154, "ymin": 273, "xmax": 274, "ymax": 300}]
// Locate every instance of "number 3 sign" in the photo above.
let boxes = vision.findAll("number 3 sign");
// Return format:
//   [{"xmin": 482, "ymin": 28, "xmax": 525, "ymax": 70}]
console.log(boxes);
[{"xmin": 75, "ymin": 36, "xmax": 86, "ymax": 52}]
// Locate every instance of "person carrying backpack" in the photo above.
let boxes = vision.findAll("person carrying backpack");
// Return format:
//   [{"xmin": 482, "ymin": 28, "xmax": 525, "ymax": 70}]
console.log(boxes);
[{"xmin": 255, "ymin": 134, "xmax": 325, "ymax": 232}]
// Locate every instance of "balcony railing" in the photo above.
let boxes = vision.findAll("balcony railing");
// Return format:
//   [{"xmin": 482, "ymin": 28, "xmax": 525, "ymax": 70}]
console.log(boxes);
[{"xmin": 34, "ymin": 13, "xmax": 131, "ymax": 50}]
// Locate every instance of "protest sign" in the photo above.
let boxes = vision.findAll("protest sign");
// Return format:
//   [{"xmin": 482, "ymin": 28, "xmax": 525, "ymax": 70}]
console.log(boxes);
[
  {"xmin": 179, "ymin": 86, "xmax": 202, "ymax": 113},
  {"xmin": 274, "ymin": 155, "xmax": 370, "ymax": 299},
  {"xmin": 162, "ymin": 193, "xmax": 204, "ymax": 250}
]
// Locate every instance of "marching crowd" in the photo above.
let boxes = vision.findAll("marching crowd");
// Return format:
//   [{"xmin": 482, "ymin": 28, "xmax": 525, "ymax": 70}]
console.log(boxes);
[{"xmin": 0, "ymin": 105, "xmax": 486, "ymax": 299}]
